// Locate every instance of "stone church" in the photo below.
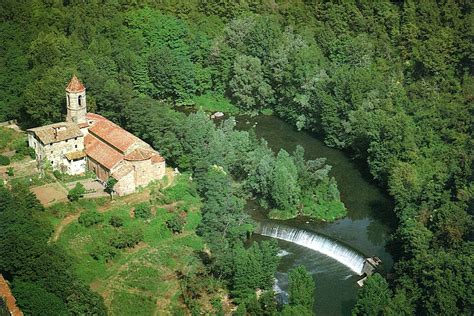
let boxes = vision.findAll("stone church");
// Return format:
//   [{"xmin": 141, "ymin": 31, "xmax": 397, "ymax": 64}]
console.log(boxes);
[{"xmin": 27, "ymin": 76, "xmax": 166, "ymax": 196}]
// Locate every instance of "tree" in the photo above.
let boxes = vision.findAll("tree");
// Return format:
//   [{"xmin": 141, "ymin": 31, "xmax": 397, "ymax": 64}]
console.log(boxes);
[
  {"xmin": 166, "ymin": 214, "xmax": 186, "ymax": 234},
  {"xmin": 148, "ymin": 46, "xmax": 195, "ymax": 101},
  {"xmin": 352, "ymin": 273, "xmax": 392, "ymax": 316},
  {"xmin": 231, "ymin": 240, "xmax": 279, "ymax": 301},
  {"xmin": 134, "ymin": 202, "xmax": 151, "ymax": 219},
  {"xmin": 109, "ymin": 216, "xmax": 123, "ymax": 228},
  {"xmin": 67, "ymin": 182, "xmax": 85, "ymax": 201},
  {"xmin": 78, "ymin": 210, "xmax": 103, "ymax": 227},
  {"xmin": 270, "ymin": 150, "xmax": 300, "ymax": 216},
  {"xmin": 12, "ymin": 281, "xmax": 68, "ymax": 316},
  {"xmin": 0, "ymin": 297, "xmax": 8, "ymax": 316},
  {"xmin": 229, "ymin": 54, "xmax": 274, "ymax": 111},
  {"xmin": 288, "ymin": 266, "xmax": 315, "ymax": 311}
]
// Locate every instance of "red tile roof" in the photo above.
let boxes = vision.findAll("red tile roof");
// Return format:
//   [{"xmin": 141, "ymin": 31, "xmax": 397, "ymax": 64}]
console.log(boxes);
[
  {"xmin": 86, "ymin": 112, "xmax": 106, "ymax": 121},
  {"xmin": 111, "ymin": 162, "xmax": 134, "ymax": 180},
  {"xmin": 83, "ymin": 112, "xmax": 164, "ymax": 173},
  {"xmin": 88, "ymin": 119, "xmax": 143, "ymax": 154},
  {"xmin": 66, "ymin": 75, "xmax": 85, "ymax": 93},
  {"xmin": 84, "ymin": 134, "xmax": 122, "ymax": 170},
  {"xmin": 0, "ymin": 274, "xmax": 23, "ymax": 316},
  {"xmin": 151, "ymin": 154, "xmax": 165, "ymax": 164},
  {"xmin": 27, "ymin": 122, "xmax": 83, "ymax": 144},
  {"xmin": 124, "ymin": 148, "xmax": 155, "ymax": 161}
]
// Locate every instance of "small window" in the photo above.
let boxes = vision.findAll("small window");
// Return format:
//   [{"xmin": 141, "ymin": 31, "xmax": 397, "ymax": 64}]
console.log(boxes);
[
  {"xmin": 50, "ymin": 161, "xmax": 53, "ymax": 165},
  {"xmin": 75, "ymin": 145, "xmax": 78, "ymax": 149},
  {"xmin": 78, "ymin": 95, "xmax": 82, "ymax": 106},
  {"xmin": 51, "ymin": 151, "xmax": 53, "ymax": 154}
]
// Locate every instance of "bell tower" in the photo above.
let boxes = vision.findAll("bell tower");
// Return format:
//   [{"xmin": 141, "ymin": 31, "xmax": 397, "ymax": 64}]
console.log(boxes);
[{"xmin": 66, "ymin": 75, "xmax": 87, "ymax": 124}]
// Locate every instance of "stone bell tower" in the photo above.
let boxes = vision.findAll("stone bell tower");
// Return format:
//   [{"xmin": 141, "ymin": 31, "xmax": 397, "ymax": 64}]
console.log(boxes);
[{"xmin": 66, "ymin": 75, "xmax": 87, "ymax": 124}]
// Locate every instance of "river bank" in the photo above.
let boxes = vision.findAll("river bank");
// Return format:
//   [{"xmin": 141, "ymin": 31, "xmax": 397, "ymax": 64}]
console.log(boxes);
[{"xmin": 236, "ymin": 114, "xmax": 395, "ymax": 315}]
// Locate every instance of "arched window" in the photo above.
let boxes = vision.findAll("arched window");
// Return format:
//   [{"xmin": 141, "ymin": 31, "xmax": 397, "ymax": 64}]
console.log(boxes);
[
  {"xmin": 78, "ymin": 95, "xmax": 82, "ymax": 106},
  {"xmin": 67, "ymin": 95, "xmax": 70, "ymax": 106}
]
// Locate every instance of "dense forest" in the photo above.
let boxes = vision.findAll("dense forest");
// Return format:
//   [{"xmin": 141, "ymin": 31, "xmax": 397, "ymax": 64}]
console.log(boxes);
[{"xmin": 0, "ymin": 0, "xmax": 472, "ymax": 315}]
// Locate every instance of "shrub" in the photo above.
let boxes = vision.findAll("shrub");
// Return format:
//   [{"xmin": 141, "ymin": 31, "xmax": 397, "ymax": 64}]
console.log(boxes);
[
  {"xmin": 6, "ymin": 167, "xmax": 14, "ymax": 177},
  {"xmin": 53, "ymin": 170, "xmax": 63, "ymax": 180},
  {"xmin": 90, "ymin": 243, "xmax": 117, "ymax": 262},
  {"xmin": 134, "ymin": 202, "xmax": 151, "ymax": 219},
  {"xmin": 27, "ymin": 147, "xmax": 36, "ymax": 159},
  {"xmin": 0, "ymin": 155, "xmax": 10, "ymax": 166},
  {"xmin": 109, "ymin": 228, "xmax": 143, "ymax": 249},
  {"xmin": 105, "ymin": 177, "xmax": 117, "ymax": 194},
  {"xmin": 78, "ymin": 210, "xmax": 104, "ymax": 227},
  {"xmin": 109, "ymin": 216, "xmax": 124, "ymax": 228},
  {"xmin": 166, "ymin": 214, "xmax": 186, "ymax": 234},
  {"xmin": 68, "ymin": 182, "xmax": 85, "ymax": 201}
]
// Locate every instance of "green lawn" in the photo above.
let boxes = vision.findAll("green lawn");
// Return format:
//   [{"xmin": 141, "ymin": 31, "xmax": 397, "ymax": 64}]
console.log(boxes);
[
  {"xmin": 50, "ymin": 174, "xmax": 210, "ymax": 315},
  {"xmin": 192, "ymin": 93, "xmax": 239, "ymax": 114}
]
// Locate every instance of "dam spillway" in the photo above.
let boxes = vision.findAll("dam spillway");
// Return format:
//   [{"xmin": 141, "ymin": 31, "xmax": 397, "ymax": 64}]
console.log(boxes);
[{"xmin": 256, "ymin": 223, "xmax": 366, "ymax": 275}]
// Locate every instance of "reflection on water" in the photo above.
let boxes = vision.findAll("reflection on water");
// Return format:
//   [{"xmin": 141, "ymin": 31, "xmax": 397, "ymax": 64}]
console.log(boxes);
[{"xmin": 238, "ymin": 115, "xmax": 395, "ymax": 315}]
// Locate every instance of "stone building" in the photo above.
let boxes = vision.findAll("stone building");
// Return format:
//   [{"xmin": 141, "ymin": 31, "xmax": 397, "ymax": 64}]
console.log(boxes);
[{"xmin": 27, "ymin": 76, "xmax": 165, "ymax": 195}]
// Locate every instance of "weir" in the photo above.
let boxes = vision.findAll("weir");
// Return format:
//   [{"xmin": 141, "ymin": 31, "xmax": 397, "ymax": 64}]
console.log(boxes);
[{"xmin": 256, "ymin": 223, "xmax": 366, "ymax": 275}]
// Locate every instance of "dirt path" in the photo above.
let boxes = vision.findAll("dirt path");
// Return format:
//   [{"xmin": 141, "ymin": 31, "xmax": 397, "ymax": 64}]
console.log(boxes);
[{"xmin": 51, "ymin": 213, "xmax": 80, "ymax": 242}]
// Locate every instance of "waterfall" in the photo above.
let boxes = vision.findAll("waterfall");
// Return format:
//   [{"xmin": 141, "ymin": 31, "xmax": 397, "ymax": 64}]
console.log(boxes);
[{"xmin": 257, "ymin": 223, "xmax": 366, "ymax": 275}]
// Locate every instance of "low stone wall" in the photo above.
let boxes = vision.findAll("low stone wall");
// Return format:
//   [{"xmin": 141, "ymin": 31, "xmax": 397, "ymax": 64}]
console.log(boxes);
[{"xmin": 0, "ymin": 119, "xmax": 17, "ymax": 127}]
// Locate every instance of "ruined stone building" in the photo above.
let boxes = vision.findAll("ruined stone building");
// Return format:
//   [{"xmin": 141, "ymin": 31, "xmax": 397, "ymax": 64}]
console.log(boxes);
[{"xmin": 27, "ymin": 76, "xmax": 166, "ymax": 196}]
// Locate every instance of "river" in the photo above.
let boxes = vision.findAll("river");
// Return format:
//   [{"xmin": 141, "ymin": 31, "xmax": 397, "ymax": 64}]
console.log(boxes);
[{"xmin": 236, "ymin": 115, "xmax": 395, "ymax": 315}]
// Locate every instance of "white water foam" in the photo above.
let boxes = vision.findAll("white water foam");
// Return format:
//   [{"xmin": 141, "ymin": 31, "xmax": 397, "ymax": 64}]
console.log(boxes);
[
  {"xmin": 277, "ymin": 249, "xmax": 291, "ymax": 257},
  {"xmin": 258, "ymin": 223, "xmax": 365, "ymax": 275}
]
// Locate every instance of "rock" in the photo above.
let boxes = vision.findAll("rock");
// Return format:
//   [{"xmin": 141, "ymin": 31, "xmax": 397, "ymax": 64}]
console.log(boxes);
[{"xmin": 211, "ymin": 112, "xmax": 224, "ymax": 119}]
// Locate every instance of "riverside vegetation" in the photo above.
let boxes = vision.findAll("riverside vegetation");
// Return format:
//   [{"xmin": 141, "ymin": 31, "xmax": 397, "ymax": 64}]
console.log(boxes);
[{"xmin": 0, "ymin": 1, "xmax": 472, "ymax": 315}]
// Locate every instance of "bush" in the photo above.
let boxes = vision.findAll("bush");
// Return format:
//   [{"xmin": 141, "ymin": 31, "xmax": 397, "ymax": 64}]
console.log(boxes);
[
  {"xmin": 53, "ymin": 170, "xmax": 63, "ymax": 180},
  {"xmin": 6, "ymin": 167, "xmax": 14, "ymax": 177},
  {"xmin": 109, "ymin": 216, "xmax": 124, "ymax": 228},
  {"xmin": 0, "ymin": 155, "xmax": 10, "ymax": 166},
  {"xmin": 68, "ymin": 182, "xmax": 85, "ymax": 201},
  {"xmin": 109, "ymin": 228, "xmax": 143, "ymax": 249},
  {"xmin": 78, "ymin": 210, "xmax": 104, "ymax": 227},
  {"xmin": 90, "ymin": 243, "xmax": 117, "ymax": 262},
  {"xmin": 134, "ymin": 202, "xmax": 151, "ymax": 219},
  {"xmin": 166, "ymin": 214, "xmax": 186, "ymax": 234}
]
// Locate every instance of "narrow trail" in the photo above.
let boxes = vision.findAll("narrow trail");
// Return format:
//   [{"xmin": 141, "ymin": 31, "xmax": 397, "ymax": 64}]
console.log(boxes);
[{"xmin": 51, "ymin": 213, "xmax": 80, "ymax": 242}]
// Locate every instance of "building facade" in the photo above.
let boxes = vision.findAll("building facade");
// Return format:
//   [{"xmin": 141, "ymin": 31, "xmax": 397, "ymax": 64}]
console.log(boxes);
[{"xmin": 27, "ymin": 76, "xmax": 165, "ymax": 195}]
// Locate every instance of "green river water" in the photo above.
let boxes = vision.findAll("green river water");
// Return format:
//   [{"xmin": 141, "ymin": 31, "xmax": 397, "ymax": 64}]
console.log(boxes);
[{"xmin": 236, "ymin": 115, "xmax": 395, "ymax": 315}]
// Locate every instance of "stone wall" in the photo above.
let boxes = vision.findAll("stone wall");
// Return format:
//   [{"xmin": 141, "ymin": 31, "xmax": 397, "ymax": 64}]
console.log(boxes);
[
  {"xmin": 29, "ymin": 133, "xmax": 85, "ymax": 173},
  {"xmin": 66, "ymin": 158, "xmax": 86, "ymax": 175},
  {"xmin": 87, "ymin": 158, "xmax": 109, "ymax": 182},
  {"xmin": 114, "ymin": 170, "xmax": 135, "ymax": 196}
]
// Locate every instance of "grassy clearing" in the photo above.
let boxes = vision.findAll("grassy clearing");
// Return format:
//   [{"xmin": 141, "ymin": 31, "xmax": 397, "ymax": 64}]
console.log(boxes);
[
  {"xmin": 192, "ymin": 93, "xmax": 239, "ymax": 114},
  {"xmin": 51, "ymin": 174, "xmax": 213, "ymax": 315}
]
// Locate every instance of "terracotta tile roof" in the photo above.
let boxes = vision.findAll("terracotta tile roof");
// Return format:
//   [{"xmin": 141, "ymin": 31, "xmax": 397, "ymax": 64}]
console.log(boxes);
[
  {"xmin": 66, "ymin": 75, "xmax": 85, "ymax": 93},
  {"xmin": 124, "ymin": 148, "xmax": 155, "ymax": 161},
  {"xmin": 84, "ymin": 134, "xmax": 122, "ymax": 170},
  {"xmin": 0, "ymin": 274, "xmax": 23, "ymax": 316},
  {"xmin": 27, "ymin": 122, "xmax": 83, "ymax": 145},
  {"xmin": 111, "ymin": 162, "xmax": 134, "ymax": 180},
  {"xmin": 86, "ymin": 112, "xmax": 106, "ymax": 121},
  {"xmin": 151, "ymin": 154, "xmax": 165, "ymax": 163},
  {"xmin": 88, "ymin": 119, "xmax": 143, "ymax": 154},
  {"xmin": 64, "ymin": 150, "xmax": 86, "ymax": 161}
]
